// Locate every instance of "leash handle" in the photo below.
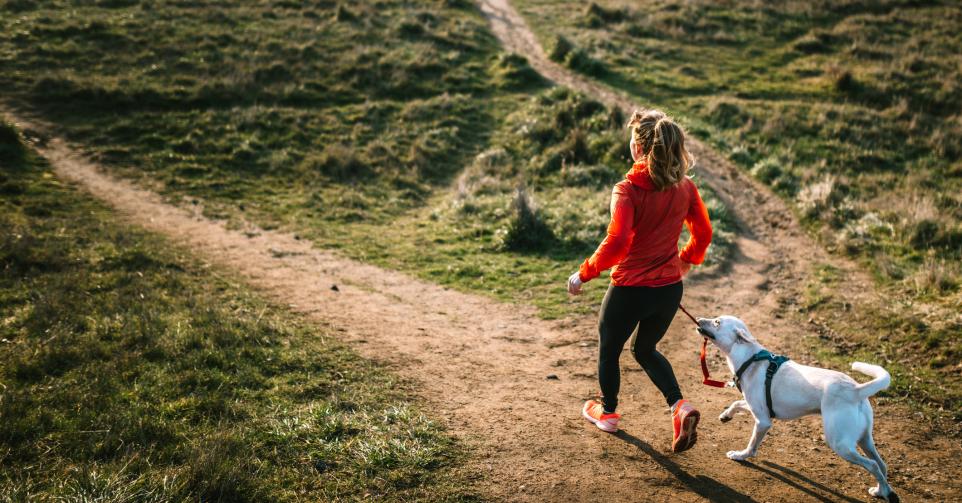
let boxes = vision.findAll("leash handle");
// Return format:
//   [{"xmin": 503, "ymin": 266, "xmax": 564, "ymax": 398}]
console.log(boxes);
[
  {"xmin": 700, "ymin": 338, "xmax": 729, "ymax": 388},
  {"xmin": 680, "ymin": 304, "xmax": 730, "ymax": 388}
]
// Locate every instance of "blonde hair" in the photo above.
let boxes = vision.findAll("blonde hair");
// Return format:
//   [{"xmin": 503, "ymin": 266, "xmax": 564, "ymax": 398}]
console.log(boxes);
[{"xmin": 627, "ymin": 109, "xmax": 693, "ymax": 190}]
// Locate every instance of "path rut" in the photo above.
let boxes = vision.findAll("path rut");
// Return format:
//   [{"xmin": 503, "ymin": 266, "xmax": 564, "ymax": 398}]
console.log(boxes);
[{"xmin": 3, "ymin": 1, "xmax": 961, "ymax": 499}]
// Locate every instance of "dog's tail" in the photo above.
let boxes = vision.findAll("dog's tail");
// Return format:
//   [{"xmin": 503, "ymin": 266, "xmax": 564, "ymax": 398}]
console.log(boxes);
[{"xmin": 851, "ymin": 362, "xmax": 891, "ymax": 400}]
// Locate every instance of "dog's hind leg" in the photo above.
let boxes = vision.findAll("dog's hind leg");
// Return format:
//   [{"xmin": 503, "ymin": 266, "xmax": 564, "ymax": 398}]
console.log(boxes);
[
  {"xmin": 719, "ymin": 399, "xmax": 749, "ymax": 423},
  {"xmin": 859, "ymin": 432, "xmax": 887, "ymax": 477},
  {"xmin": 857, "ymin": 402, "xmax": 887, "ymax": 477},
  {"xmin": 825, "ymin": 405, "xmax": 896, "ymax": 501},
  {"xmin": 834, "ymin": 444, "xmax": 896, "ymax": 502}
]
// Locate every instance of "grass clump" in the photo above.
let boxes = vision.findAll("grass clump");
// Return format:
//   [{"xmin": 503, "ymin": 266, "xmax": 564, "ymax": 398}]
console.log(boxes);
[
  {"xmin": 497, "ymin": 185, "xmax": 556, "ymax": 252},
  {"xmin": 0, "ymin": 127, "xmax": 474, "ymax": 501},
  {"xmin": 492, "ymin": 53, "xmax": 546, "ymax": 90},
  {"xmin": 0, "ymin": 121, "xmax": 26, "ymax": 163},
  {"xmin": 547, "ymin": 35, "xmax": 606, "ymax": 76}
]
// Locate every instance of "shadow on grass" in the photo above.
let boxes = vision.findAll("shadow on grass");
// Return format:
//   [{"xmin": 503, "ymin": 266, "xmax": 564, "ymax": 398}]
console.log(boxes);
[{"xmin": 614, "ymin": 430, "xmax": 759, "ymax": 503}]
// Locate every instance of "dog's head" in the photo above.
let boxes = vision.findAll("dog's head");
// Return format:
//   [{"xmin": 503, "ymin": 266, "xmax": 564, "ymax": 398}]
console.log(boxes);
[{"xmin": 696, "ymin": 315, "xmax": 756, "ymax": 354}]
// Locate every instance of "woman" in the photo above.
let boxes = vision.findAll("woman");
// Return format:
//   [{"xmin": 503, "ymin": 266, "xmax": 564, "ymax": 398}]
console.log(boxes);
[{"xmin": 567, "ymin": 109, "xmax": 712, "ymax": 453}]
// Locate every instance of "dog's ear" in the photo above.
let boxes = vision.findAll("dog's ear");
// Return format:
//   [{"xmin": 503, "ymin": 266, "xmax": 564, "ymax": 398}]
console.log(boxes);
[{"xmin": 734, "ymin": 328, "xmax": 751, "ymax": 344}]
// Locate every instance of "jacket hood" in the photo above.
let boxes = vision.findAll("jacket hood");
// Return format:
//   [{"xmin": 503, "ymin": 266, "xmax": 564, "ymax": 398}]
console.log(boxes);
[{"xmin": 626, "ymin": 162, "xmax": 657, "ymax": 190}]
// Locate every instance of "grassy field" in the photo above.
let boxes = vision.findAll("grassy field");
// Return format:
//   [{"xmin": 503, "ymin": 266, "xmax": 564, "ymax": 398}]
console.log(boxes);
[
  {"xmin": 513, "ymin": 0, "xmax": 962, "ymax": 420},
  {"xmin": 0, "ymin": 122, "xmax": 476, "ymax": 501},
  {"xmin": 0, "ymin": 0, "xmax": 735, "ymax": 320}
]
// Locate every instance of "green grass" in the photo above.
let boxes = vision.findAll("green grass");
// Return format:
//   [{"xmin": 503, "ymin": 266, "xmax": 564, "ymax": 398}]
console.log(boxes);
[
  {"xmin": 0, "ymin": 122, "xmax": 477, "ymax": 501},
  {"xmin": 0, "ymin": 0, "xmax": 735, "ymax": 321},
  {"xmin": 509, "ymin": 0, "xmax": 962, "ymax": 419},
  {"xmin": 0, "ymin": 2, "xmax": 742, "ymax": 495}
]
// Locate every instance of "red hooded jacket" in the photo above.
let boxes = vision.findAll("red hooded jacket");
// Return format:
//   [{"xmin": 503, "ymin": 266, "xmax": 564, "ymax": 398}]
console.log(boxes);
[{"xmin": 578, "ymin": 162, "xmax": 712, "ymax": 287}]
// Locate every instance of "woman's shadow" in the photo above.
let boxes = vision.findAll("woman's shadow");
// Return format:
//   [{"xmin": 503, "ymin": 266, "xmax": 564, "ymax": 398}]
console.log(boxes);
[
  {"xmin": 615, "ymin": 430, "xmax": 759, "ymax": 503},
  {"xmin": 615, "ymin": 431, "xmax": 863, "ymax": 503}
]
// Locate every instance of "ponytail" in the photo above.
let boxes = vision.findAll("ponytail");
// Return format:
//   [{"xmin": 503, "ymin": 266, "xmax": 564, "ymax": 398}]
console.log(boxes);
[{"xmin": 627, "ymin": 109, "xmax": 693, "ymax": 190}]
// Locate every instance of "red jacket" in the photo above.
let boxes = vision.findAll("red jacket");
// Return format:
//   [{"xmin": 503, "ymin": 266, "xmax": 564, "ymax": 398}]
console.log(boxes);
[{"xmin": 579, "ymin": 162, "xmax": 712, "ymax": 287}]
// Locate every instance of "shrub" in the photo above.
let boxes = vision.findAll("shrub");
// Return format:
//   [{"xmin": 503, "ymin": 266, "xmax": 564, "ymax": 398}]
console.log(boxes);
[
  {"xmin": 840, "ymin": 212, "xmax": 891, "ymax": 254},
  {"xmin": 492, "ymin": 53, "xmax": 545, "ymax": 90},
  {"xmin": 750, "ymin": 156, "xmax": 782, "ymax": 184},
  {"xmin": 797, "ymin": 177, "xmax": 839, "ymax": 219},
  {"xmin": 548, "ymin": 35, "xmax": 573, "ymax": 63},
  {"xmin": 0, "ymin": 122, "xmax": 25, "ymax": 164},
  {"xmin": 907, "ymin": 219, "xmax": 962, "ymax": 251},
  {"xmin": 833, "ymin": 69, "xmax": 857, "ymax": 94},
  {"xmin": 334, "ymin": 4, "xmax": 356, "ymax": 22},
  {"xmin": 497, "ymin": 186, "xmax": 555, "ymax": 251},
  {"xmin": 300, "ymin": 144, "xmax": 369, "ymax": 181},
  {"xmin": 910, "ymin": 253, "xmax": 957, "ymax": 295},
  {"xmin": 584, "ymin": 2, "xmax": 626, "ymax": 28},
  {"xmin": 565, "ymin": 48, "xmax": 606, "ymax": 76},
  {"xmin": 705, "ymin": 99, "xmax": 749, "ymax": 130},
  {"xmin": 793, "ymin": 31, "xmax": 836, "ymax": 54}
]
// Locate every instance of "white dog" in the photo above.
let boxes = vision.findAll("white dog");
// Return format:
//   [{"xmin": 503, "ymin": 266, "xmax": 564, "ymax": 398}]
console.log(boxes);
[{"xmin": 697, "ymin": 315, "xmax": 898, "ymax": 502}]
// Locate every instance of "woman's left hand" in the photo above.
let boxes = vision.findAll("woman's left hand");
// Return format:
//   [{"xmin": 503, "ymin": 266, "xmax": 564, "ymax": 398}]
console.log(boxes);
[
  {"xmin": 679, "ymin": 261, "xmax": 692, "ymax": 277},
  {"xmin": 567, "ymin": 272, "xmax": 584, "ymax": 295}
]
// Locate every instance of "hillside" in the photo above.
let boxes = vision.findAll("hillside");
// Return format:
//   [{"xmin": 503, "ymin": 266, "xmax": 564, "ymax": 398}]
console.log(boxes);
[
  {"xmin": 3, "ymin": 0, "xmax": 962, "ymax": 500},
  {"xmin": 513, "ymin": 0, "xmax": 962, "ymax": 417}
]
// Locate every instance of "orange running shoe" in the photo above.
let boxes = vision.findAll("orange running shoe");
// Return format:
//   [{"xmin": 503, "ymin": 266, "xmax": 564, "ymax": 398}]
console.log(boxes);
[
  {"xmin": 671, "ymin": 399, "xmax": 700, "ymax": 452},
  {"xmin": 582, "ymin": 399, "xmax": 620, "ymax": 433}
]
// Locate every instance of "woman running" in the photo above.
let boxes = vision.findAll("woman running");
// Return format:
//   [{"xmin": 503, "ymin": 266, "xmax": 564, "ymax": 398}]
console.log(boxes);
[{"xmin": 567, "ymin": 109, "xmax": 712, "ymax": 453}]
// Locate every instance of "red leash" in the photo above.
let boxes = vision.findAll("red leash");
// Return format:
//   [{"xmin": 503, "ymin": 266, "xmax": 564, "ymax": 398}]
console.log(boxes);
[{"xmin": 679, "ymin": 304, "xmax": 729, "ymax": 388}]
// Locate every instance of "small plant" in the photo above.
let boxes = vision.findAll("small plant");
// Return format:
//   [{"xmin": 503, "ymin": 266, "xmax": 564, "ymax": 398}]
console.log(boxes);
[
  {"xmin": 750, "ymin": 156, "xmax": 799, "ymax": 195},
  {"xmin": 0, "ymin": 122, "xmax": 25, "ymax": 163},
  {"xmin": 299, "ymin": 144, "xmax": 369, "ymax": 181},
  {"xmin": 334, "ymin": 3, "xmax": 356, "ymax": 22},
  {"xmin": 497, "ymin": 185, "xmax": 555, "ymax": 252},
  {"xmin": 564, "ymin": 48, "xmax": 606, "ymax": 76},
  {"xmin": 830, "ymin": 67, "xmax": 857, "ymax": 93},
  {"xmin": 911, "ymin": 252, "xmax": 957, "ymax": 295},
  {"xmin": 492, "ymin": 53, "xmax": 545, "ymax": 90},
  {"xmin": 797, "ymin": 177, "xmax": 839, "ymax": 219},
  {"xmin": 583, "ymin": 3, "xmax": 626, "ymax": 28},
  {"xmin": 548, "ymin": 35, "xmax": 573, "ymax": 63}
]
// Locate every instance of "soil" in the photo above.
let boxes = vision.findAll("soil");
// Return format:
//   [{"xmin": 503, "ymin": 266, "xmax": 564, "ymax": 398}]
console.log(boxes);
[{"xmin": 3, "ymin": 1, "xmax": 960, "ymax": 499}]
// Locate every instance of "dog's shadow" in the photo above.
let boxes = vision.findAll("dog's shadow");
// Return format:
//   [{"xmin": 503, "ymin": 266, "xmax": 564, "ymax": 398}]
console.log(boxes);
[
  {"xmin": 614, "ymin": 430, "xmax": 759, "ymax": 503},
  {"xmin": 615, "ymin": 432, "xmax": 863, "ymax": 503},
  {"xmin": 741, "ymin": 460, "xmax": 864, "ymax": 503}
]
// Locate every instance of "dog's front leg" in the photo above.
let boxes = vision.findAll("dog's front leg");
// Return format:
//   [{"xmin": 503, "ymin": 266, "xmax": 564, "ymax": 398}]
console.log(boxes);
[
  {"xmin": 719, "ymin": 399, "xmax": 750, "ymax": 423},
  {"xmin": 727, "ymin": 416, "xmax": 771, "ymax": 461}
]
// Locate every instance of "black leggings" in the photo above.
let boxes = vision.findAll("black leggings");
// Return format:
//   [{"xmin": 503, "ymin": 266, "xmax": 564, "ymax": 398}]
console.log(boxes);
[{"xmin": 598, "ymin": 282, "xmax": 684, "ymax": 412}]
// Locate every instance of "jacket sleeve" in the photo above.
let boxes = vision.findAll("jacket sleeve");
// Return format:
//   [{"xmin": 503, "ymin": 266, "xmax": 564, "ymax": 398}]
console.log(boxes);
[
  {"xmin": 679, "ymin": 182, "xmax": 712, "ymax": 265},
  {"xmin": 579, "ymin": 184, "xmax": 635, "ymax": 282}
]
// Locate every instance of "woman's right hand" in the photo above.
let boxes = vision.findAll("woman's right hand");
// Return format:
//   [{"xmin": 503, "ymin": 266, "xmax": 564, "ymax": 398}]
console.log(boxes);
[
  {"xmin": 679, "ymin": 261, "xmax": 692, "ymax": 277},
  {"xmin": 567, "ymin": 272, "xmax": 584, "ymax": 295}
]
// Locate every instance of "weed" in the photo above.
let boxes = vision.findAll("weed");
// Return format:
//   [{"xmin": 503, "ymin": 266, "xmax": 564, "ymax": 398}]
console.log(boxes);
[
  {"xmin": 497, "ymin": 185, "xmax": 556, "ymax": 252},
  {"xmin": 492, "ymin": 53, "xmax": 546, "ymax": 90},
  {"xmin": 548, "ymin": 35, "xmax": 574, "ymax": 63},
  {"xmin": 0, "ymin": 122, "xmax": 25, "ymax": 163}
]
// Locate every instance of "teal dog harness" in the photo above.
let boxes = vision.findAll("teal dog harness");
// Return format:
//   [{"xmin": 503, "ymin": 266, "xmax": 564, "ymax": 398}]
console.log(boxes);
[{"xmin": 733, "ymin": 350, "xmax": 790, "ymax": 418}]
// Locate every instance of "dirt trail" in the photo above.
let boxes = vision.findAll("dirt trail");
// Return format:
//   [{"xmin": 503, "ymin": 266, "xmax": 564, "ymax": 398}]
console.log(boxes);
[{"xmin": 4, "ymin": 2, "xmax": 960, "ymax": 499}]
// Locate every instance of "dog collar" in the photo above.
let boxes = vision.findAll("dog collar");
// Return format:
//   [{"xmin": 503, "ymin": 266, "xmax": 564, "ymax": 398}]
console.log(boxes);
[{"xmin": 734, "ymin": 350, "xmax": 791, "ymax": 418}]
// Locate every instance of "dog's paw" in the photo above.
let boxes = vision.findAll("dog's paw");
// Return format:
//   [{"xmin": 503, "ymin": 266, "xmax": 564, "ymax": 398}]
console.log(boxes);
[
  {"xmin": 868, "ymin": 486, "xmax": 899, "ymax": 502},
  {"xmin": 718, "ymin": 413, "xmax": 732, "ymax": 423},
  {"xmin": 726, "ymin": 450, "xmax": 752, "ymax": 461}
]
